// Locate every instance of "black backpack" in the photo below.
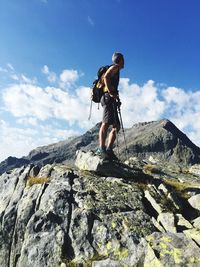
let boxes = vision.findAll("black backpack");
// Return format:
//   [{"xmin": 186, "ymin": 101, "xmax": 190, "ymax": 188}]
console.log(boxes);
[{"xmin": 91, "ymin": 65, "xmax": 110, "ymax": 103}]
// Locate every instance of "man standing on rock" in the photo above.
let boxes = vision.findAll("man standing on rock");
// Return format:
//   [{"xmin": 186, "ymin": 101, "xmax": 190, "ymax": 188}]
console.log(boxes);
[{"xmin": 96, "ymin": 52, "xmax": 124, "ymax": 160}]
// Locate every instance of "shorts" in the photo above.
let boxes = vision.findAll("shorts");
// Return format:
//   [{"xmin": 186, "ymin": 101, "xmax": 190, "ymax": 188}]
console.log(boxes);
[{"xmin": 101, "ymin": 93, "xmax": 120, "ymax": 128}]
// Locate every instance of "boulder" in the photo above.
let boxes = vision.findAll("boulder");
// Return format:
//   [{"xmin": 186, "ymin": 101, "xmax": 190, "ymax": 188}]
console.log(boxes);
[
  {"xmin": 189, "ymin": 164, "xmax": 200, "ymax": 176},
  {"xmin": 176, "ymin": 214, "xmax": 193, "ymax": 230},
  {"xmin": 157, "ymin": 212, "xmax": 177, "ymax": 233},
  {"xmin": 144, "ymin": 184, "xmax": 177, "ymax": 215},
  {"xmin": 75, "ymin": 150, "xmax": 151, "ymax": 181},
  {"xmin": 144, "ymin": 189, "xmax": 164, "ymax": 214},
  {"xmin": 188, "ymin": 194, "xmax": 200, "ymax": 211},
  {"xmin": 183, "ymin": 228, "xmax": 200, "ymax": 246},
  {"xmin": 151, "ymin": 217, "xmax": 165, "ymax": 233}
]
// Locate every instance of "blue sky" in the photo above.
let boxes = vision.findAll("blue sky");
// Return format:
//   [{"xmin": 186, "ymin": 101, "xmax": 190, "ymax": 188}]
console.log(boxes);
[{"xmin": 1, "ymin": 0, "xmax": 200, "ymax": 161}]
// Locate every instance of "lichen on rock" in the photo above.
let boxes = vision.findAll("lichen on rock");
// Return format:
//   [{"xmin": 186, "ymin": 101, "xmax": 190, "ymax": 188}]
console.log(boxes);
[{"xmin": 1, "ymin": 148, "xmax": 200, "ymax": 267}]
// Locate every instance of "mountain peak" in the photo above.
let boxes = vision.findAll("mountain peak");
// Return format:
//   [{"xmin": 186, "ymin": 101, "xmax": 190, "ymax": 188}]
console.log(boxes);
[{"xmin": 1, "ymin": 119, "xmax": 200, "ymax": 175}]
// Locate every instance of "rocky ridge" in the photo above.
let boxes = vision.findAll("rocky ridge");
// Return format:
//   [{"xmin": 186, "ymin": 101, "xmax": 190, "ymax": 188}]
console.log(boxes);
[
  {"xmin": 0, "ymin": 150, "xmax": 200, "ymax": 267},
  {"xmin": 1, "ymin": 119, "xmax": 200, "ymax": 175}
]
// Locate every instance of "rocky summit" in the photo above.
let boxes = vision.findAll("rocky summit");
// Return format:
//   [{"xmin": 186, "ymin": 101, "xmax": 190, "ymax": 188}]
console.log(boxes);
[
  {"xmin": 0, "ymin": 148, "xmax": 200, "ymax": 267},
  {"xmin": 1, "ymin": 119, "xmax": 200, "ymax": 176},
  {"xmin": 1, "ymin": 119, "xmax": 200, "ymax": 267}
]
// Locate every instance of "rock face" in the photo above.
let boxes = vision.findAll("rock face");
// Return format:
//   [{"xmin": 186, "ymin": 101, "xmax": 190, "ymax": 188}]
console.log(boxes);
[
  {"xmin": 118, "ymin": 119, "xmax": 200, "ymax": 165},
  {"xmin": 0, "ymin": 156, "xmax": 29, "ymax": 176},
  {"xmin": 1, "ymin": 119, "xmax": 200, "ymax": 175},
  {"xmin": 75, "ymin": 150, "xmax": 151, "ymax": 181},
  {"xmin": 1, "ymin": 151, "xmax": 200, "ymax": 267}
]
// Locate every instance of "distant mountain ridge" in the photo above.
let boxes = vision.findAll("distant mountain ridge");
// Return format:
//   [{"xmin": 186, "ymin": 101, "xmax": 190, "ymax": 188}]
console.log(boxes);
[{"xmin": 1, "ymin": 119, "xmax": 200, "ymax": 175}]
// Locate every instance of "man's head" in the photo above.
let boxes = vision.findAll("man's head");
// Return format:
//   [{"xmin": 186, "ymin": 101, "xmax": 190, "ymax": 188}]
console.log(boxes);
[{"xmin": 112, "ymin": 52, "xmax": 124, "ymax": 69}]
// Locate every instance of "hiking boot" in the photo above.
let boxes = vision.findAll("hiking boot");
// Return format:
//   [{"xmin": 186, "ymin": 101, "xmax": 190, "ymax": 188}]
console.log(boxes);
[
  {"xmin": 106, "ymin": 149, "xmax": 119, "ymax": 161},
  {"xmin": 95, "ymin": 147, "xmax": 109, "ymax": 160}
]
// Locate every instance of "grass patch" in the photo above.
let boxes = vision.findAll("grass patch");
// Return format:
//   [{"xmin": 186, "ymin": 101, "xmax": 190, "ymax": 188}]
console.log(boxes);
[
  {"xmin": 143, "ymin": 164, "xmax": 162, "ymax": 175},
  {"xmin": 163, "ymin": 178, "xmax": 200, "ymax": 199},
  {"xmin": 27, "ymin": 176, "xmax": 50, "ymax": 187},
  {"xmin": 164, "ymin": 179, "xmax": 200, "ymax": 191}
]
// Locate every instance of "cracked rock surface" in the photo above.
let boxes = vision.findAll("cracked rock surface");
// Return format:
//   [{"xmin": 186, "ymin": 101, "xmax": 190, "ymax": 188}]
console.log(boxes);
[{"xmin": 1, "ymin": 151, "xmax": 200, "ymax": 267}]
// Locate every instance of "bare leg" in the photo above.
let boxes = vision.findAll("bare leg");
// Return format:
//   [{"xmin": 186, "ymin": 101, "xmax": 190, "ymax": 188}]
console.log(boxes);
[
  {"xmin": 99, "ymin": 122, "xmax": 109, "ymax": 148},
  {"xmin": 107, "ymin": 127, "xmax": 118, "ymax": 149}
]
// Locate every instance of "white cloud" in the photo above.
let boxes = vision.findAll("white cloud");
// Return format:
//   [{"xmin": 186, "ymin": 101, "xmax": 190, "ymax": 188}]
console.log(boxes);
[
  {"xmin": 117, "ymin": 78, "xmax": 200, "ymax": 147},
  {"xmin": 0, "ymin": 119, "xmax": 38, "ymax": 161},
  {"xmin": 42, "ymin": 65, "xmax": 57, "ymax": 83},
  {"xmin": 17, "ymin": 117, "xmax": 39, "ymax": 126},
  {"xmin": 21, "ymin": 74, "xmax": 36, "ymax": 84},
  {"xmin": 59, "ymin": 69, "xmax": 79, "ymax": 88},
  {"xmin": 162, "ymin": 86, "xmax": 189, "ymax": 111},
  {"xmin": 4, "ymin": 64, "xmax": 36, "ymax": 84},
  {"xmin": 3, "ymin": 84, "xmax": 54, "ymax": 120},
  {"xmin": 76, "ymin": 86, "xmax": 92, "ymax": 104},
  {"xmin": 48, "ymin": 73, "xmax": 57, "ymax": 83},
  {"xmin": 10, "ymin": 73, "xmax": 36, "ymax": 84},
  {"xmin": 10, "ymin": 74, "xmax": 19, "ymax": 81},
  {"xmin": 119, "ymin": 78, "xmax": 165, "ymax": 126},
  {"xmin": 161, "ymin": 87, "xmax": 200, "ymax": 145},
  {"xmin": 42, "ymin": 65, "xmax": 49, "ymax": 74},
  {"xmin": 2, "ymin": 82, "xmax": 99, "ymax": 129},
  {"xmin": 1, "ymin": 65, "xmax": 100, "ymax": 162},
  {"xmin": 7, "ymin": 63, "xmax": 15, "ymax": 71},
  {"xmin": 0, "ymin": 119, "xmax": 79, "ymax": 162}
]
